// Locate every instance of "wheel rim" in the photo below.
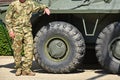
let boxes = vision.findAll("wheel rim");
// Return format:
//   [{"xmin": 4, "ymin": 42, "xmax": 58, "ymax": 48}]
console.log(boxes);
[
  {"xmin": 45, "ymin": 37, "xmax": 69, "ymax": 61},
  {"xmin": 109, "ymin": 37, "xmax": 120, "ymax": 60}
]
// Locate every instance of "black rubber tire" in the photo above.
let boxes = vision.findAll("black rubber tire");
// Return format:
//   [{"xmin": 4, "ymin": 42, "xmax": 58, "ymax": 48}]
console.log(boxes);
[
  {"xmin": 96, "ymin": 22, "xmax": 120, "ymax": 74},
  {"xmin": 34, "ymin": 21, "xmax": 85, "ymax": 73}
]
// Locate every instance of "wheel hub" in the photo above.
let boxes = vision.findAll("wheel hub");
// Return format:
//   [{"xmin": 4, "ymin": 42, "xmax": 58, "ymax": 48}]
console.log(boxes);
[
  {"xmin": 111, "ymin": 39, "xmax": 120, "ymax": 60},
  {"xmin": 47, "ymin": 39, "xmax": 67, "ymax": 59}
]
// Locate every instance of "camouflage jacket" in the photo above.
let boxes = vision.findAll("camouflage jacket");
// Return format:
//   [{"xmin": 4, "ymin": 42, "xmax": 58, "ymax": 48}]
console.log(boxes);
[{"xmin": 5, "ymin": 0, "xmax": 47, "ymax": 32}]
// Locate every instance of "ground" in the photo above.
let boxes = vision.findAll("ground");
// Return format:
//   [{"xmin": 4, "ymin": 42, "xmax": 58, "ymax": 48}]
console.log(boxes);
[{"xmin": 0, "ymin": 56, "xmax": 120, "ymax": 80}]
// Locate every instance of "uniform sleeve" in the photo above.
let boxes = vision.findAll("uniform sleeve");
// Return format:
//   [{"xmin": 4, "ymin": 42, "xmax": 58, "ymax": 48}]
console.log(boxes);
[
  {"xmin": 5, "ymin": 4, "xmax": 14, "ymax": 33},
  {"xmin": 32, "ymin": 1, "xmax": 47, "ymax": 13}
]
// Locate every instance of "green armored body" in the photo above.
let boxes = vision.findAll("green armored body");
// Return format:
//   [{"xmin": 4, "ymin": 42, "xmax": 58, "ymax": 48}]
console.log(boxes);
[{"xmin": 5, "ymin": 0, "xmax": 50, "ymax": 76}]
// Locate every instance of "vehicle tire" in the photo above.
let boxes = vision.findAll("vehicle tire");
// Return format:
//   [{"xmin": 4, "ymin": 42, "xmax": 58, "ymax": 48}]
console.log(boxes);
[
  {"xmin": 34, "ymin": 21, "xmax": 85, "ymax": 73},
  {"xmin": 96, "ymin": 22, "xmax": 120, "ymax": 74}
]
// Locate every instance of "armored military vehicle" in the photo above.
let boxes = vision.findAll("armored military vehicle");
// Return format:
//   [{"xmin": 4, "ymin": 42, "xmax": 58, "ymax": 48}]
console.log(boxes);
[{"xmin": 1, "ymin": 0, "xmax": 120, "ymax": 74}]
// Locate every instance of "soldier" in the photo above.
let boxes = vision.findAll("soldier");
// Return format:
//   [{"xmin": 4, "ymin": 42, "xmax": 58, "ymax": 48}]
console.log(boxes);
[{"xmin": 5, "ymin": 0, "xmax": 50, "ymax": 76}]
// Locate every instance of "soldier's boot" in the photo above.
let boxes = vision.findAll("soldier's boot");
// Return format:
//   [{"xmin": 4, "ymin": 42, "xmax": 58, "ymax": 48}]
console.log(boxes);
[
  {"xmin": 22, "ymin": 69, "xmax": 35, "ymax": 76},
  {"xmin": 15, "ymin": 68, "xmax": 22, "ymax": 76}
]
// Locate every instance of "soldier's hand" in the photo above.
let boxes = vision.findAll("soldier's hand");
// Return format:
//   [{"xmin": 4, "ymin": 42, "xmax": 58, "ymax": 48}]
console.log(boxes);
[
  {"xmin": 9, "ymin": 31, "xmax": 15, "ymax": 39},
  {"xmin": 44, "ymin": 8, "xmax": 50, "ymax": 15}
]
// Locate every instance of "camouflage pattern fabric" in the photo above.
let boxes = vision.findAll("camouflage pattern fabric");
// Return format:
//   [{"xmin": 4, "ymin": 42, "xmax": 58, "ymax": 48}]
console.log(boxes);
[{"xmin": 5, "ymin": 0, "xmax": 47, "ymax": 70}]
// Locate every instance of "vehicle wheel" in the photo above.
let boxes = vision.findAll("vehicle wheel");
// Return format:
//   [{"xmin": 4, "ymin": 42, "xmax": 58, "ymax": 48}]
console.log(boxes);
[
  {"xmin": 34, "ymin": 21, "xmax": 85, "ymax": 73},
  {"xmin": 96, "ymin": 22, "xmax": 120, "ymax": 74}
]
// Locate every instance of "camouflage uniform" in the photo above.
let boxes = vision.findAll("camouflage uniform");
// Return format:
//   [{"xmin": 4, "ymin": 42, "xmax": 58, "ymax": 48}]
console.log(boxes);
[{"xmin": 5, "ymin": 0, "xmax": 47, "ymax": 72}]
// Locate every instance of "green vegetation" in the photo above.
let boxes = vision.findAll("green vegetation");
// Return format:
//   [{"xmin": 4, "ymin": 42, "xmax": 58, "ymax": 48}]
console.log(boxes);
[{"xmin": 0, "ymin": 20, "xmax": 13, "ymax": 56}]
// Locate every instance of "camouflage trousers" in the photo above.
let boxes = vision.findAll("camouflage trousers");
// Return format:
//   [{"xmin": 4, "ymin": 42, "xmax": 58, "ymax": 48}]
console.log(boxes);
[{"xmin": 12, "ymin": 24, "xmax": 33, "ymax": 71}]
